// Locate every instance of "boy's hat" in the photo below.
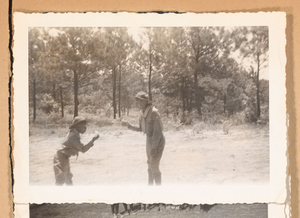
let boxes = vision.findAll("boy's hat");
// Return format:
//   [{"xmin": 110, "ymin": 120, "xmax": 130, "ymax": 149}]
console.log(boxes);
[
  {"xmin": 135, "ymin": 91, "xmax": 151, "ymax": 103},
  {"xmin": 69, "ymin": 116, "xmax": 86, "ymax": 129}
]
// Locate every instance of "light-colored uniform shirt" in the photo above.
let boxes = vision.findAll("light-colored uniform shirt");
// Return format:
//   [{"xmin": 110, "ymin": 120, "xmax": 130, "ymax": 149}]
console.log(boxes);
[{"xmin": 129, "ymin": 105, "xmax": 165, "ymax": 149}]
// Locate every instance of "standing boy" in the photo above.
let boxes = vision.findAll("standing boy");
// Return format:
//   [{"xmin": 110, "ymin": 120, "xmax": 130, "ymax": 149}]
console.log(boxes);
[
  {"xmin": 122, "ymin": 91, "xmax": 165, "ymax": 185},
  {"xmin": 53, "ymin": 116, "xmax": 99, "ymax": 185}
]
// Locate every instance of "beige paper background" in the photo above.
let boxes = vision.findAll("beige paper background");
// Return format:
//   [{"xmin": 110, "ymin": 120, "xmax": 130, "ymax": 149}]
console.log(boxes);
[{"xmin": 1, "ymin": 0, "xmax": 299, "ymax": 217}]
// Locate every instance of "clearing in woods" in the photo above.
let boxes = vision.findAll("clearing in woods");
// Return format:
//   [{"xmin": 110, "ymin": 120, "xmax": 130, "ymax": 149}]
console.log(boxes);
[{"xmin": 29, "ymin": 123, "xmax": 269, "ymax": 186}]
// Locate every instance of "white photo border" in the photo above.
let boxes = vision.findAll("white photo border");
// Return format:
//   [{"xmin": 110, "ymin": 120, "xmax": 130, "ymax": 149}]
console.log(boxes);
[{"xmin": 13, "ymin": 12, "xmax": 287, "ymax": 204}]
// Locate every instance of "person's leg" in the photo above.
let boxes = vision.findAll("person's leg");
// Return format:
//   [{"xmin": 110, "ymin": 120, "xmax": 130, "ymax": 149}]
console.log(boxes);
[
  {"xmin": 143, "ymin": 204, "xmax": 148, "ymax": 211},
  {"xmin": 158, "ymin": 203, "xmax": 165, "ymax": 211},
  {"xmin": 146, "ymin": 143, "xmax": 154, "ymax": 186},
  {"xmin": 111, "ymin": 205, "xmax": 115, "ymax": 214},
  {"xmin": 53, "ymin": 154, "xmax": 64, "ymax": 185},
  {"xmin": 111, "ymin": 204, "xmax": 119, "ymax": 217},
  {"xmin": 123, "ymin": 203, "xmax": 128, "ymax": 211},
  {"xmin": 53, "ymin": 152, "xmax": 69, "ymax": 186},
  {"xmin": 65, "ymin": 159, "xmax": 73, "ymax": 186},
  {"xmin": 147, "ymin": 169, "xmax": 154, "ymax": 185},
  {"xmin": 123, "ymin": 203, "xmax": 130, "ymax": 215},
  {"xmin": 189, "ymin": 204, "xmax": 195, "ymax": 211},
  {"xmin": 111, "ymin": 204, "xmax": 117, "ymax": 218},
  {"xmin": 129, "ymin": 204, "xmax": 135, "ymax": 214},
  {"xmin": 149, "ymin": 145, "xmax": 165, "ymax": 185},
  {"xmin": 115, "ymin": 204, "xmax": 119, "ymax": 214}
]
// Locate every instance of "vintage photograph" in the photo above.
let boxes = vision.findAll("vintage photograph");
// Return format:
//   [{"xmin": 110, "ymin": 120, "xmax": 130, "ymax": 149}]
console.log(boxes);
[
  {"xmin": 13, "ymin": 12, "xmax": 287, "ymax": 205},
  {"xmin": 28, "ymin": 25, "xmax": 269, "ymax": 186},
  {"xmin": 29, "ymin": 203, "xmax": 268, "ymax": 218}
]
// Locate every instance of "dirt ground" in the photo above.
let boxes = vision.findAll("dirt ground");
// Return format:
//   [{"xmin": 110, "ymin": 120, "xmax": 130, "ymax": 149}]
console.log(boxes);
[
  {"xmin": 29, "ymin": 124, "xmax": 269, "ymax": 186},
  {"xmin": 30, "ymin": 203, "xmax": 268, "ymax": 218}
]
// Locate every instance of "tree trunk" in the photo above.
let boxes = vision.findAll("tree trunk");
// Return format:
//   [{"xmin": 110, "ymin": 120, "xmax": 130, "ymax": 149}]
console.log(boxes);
[
  {"xmin": 148, "ymin": 51, "xmax": 152, "ymax": 101},
  {"xmin": 74, "ymin": 70, "xmax": 79, "ymax": 117},
  {"xmin": 33, "ymin": 78, "xmax": 36, "ymax": 122},
  {"xmin": 118, "ymin": 65, "xmax": 121, "ymax": 118},
  {"xmin": 60, "ymin": 86, "xmax": 64, "ymax": 118},
  {"xmin": 194, "ymin": 61, "xmax": 202, "ymax": 116},
  {"xmin": 256, "ymin": 54, "xmax": 261, "ymax": 118},
  {"xmin": 223, "ymin": 93, "xmax": 227, "ymax": 115},
  {"xmin": 187, "ymin": 88, "xmax": 192, "ymax": 113},
  {"xmin": 166, "ymin": 103, "xmax": 169, "ymax": 118},
  {"xmin": 181, "ymin": 77, "xmax": 186, "ymax": 113},
  {"xmin": 52, "ymin": 82, "xmax": 56, "ymax": 101},
  {"xmin": 112, "ymin": 68, "xmax": 117, "ymax": 119},
  {"xmin": 194, "ymin": 74, "xmax": 202, "ymax": 116}
]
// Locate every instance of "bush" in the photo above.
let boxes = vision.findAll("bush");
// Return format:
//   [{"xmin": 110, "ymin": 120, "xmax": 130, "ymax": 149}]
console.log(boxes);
[
  {"xmin": 47, "ymin": 112, "xmax": 62, "ymax": 124},
  {"xmin": 39, "ymin": 94, "xmax": 59, "ymax": 114},
  {"xmin": 259, "ymin": 105, "xmax": 269, "ymax": 124},
  {"xmin": 161, "ymin": 114, "xmax": 182, "ymax": 131},
  {"xmin": 229, "ymin": 112, "xmax": 246, "ymax": 125},
  {"xmin": 203, "ymin": 114, "xmax": 225, "ymax": 125}
]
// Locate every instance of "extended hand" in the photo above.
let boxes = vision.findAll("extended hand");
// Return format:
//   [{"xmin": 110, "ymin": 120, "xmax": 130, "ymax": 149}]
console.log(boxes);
[{"xmin": 93, "ymin": 131, "xmax": 100, "ymax": 141}]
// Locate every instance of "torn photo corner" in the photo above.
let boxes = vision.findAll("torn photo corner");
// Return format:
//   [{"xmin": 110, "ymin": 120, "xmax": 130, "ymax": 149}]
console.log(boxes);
[{"xmin": 12, "ymin": 12, "xmax": 287, "ymax": 205}]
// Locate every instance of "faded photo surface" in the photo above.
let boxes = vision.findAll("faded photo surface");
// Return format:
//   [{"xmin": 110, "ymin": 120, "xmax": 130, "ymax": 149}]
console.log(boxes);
[
  {"xmin": 28, "ymin": 25, "xmax": 269, "ymax": 186},
  {"xmin": 13, "ymin": 12, "xmax": 286, "ymax": 208}
]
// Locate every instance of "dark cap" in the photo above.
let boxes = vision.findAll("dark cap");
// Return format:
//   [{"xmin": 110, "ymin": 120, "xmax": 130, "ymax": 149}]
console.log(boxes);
[
  {"xmin": 69, "ymin": 116, "xmax": 87, "ymax": 129},
  {"xmin": 135, "ymin": 91, "xmax": 151, "ymax": 102}
]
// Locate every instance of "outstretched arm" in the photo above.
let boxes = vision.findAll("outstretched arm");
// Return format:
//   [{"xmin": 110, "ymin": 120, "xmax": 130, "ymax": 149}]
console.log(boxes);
[
  {"xmin": 81, "ymin": 133, "xmax": 99, "ymax": 153},
  {"xmin": 128, "ymin": 123, "xmax": 142, "ymax": 132},
  {"xmin": 122, "ymin": 118, "xmax": 142, "ymax": 132}
]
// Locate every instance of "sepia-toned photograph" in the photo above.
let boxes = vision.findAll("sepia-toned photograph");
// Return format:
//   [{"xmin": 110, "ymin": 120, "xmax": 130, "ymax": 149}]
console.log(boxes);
[
  {"xmin": 29, "ymin": 203, "xmax": 268, "ymax": 218},
  {"xmin": 13, "ymin": 13, "xmax": 287, "ymax": 207},
  {"xmin": 28, "ymin": 25, "xmax": 270, "ymax": 186}
]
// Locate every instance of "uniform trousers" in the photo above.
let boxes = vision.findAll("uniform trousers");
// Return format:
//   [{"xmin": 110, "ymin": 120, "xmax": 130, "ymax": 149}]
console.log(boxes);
[
  {"xmin": 53, "ymin": 151, "xmax": 73, "ymax": 186},
  {"xmin": 146, "ymin": 136, "xmax": 165, "ymax": 185}
]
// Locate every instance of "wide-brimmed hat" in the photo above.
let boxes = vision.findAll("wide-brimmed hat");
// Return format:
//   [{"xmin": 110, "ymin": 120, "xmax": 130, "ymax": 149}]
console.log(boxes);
[
  {"xmin": 135, "ymin": 91, "xmax": 151, "ymax": 103},
  {"xmin": 69, "ymin": 116, "xmax": 87, "ymax": 129}
]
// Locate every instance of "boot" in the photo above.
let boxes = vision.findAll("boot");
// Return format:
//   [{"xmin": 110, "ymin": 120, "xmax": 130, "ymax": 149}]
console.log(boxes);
[{"xmin": 154, "ymin": 172, "xmax": 161, "ymax": 186}]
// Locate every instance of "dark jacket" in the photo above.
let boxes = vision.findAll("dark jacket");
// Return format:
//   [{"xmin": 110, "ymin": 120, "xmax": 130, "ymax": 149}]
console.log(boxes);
[{"xmin": 58, "ymin": 128, "xmax": 93, "ymax": 157}]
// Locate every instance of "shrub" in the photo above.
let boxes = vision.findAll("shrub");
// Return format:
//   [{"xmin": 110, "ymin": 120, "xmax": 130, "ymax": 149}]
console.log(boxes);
[
  {"xmin": 203, "ymin": 114, "xmax": 225, "ymax": 125},
  {"xmin": 48, "ymin": 112, "xmax": 62, "ymax": 124},
  {"xmin": 39, "ymin": 94, "xmax": 59, "ymax": 114},
  {"xmin": 229, "ymin": 112, "xmax": 246, "ymax": 125},
  {"xmin": 259, "ymin": 105, "xmax": 269, "ymax": 124}
]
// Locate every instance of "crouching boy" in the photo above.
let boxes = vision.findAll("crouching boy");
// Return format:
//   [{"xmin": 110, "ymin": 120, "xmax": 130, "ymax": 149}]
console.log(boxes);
[{"xmin": 53, "ymin": 116, "xmax": 99, "ymax": 186}]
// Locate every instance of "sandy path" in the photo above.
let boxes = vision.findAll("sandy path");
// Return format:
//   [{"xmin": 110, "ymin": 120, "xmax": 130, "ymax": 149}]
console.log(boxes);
[{"xmin": 29, "ymin": 125, "xmax": 269, "ymax": 186}]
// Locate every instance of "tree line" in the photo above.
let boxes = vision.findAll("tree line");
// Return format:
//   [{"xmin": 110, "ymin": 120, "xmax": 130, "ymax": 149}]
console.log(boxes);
[{"xmin": 29, "ymin": 26, "xmax": 269, "ymax": 124}]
